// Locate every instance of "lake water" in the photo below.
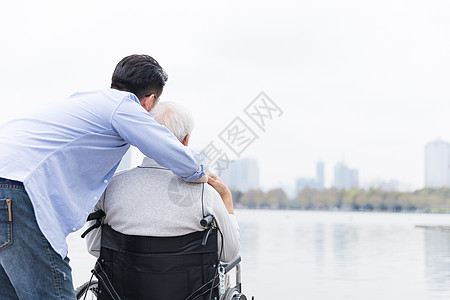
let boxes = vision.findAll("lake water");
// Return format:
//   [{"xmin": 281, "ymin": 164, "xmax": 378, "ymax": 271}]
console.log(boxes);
[{"xmin": 67, "ymin": 210, "xmax": 450, "ymax": 300}]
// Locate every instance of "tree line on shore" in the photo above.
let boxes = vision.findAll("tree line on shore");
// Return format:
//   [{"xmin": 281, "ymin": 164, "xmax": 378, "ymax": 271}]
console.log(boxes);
[{"xmin": 231, "ymin": 187, "xmax": 450, "ymax": 212}]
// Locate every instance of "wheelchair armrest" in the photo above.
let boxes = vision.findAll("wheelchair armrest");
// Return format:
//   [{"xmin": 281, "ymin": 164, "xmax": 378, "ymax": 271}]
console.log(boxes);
[{"xmin": 222, "ymin": 255, "xmax": 241, "ymax": 274}]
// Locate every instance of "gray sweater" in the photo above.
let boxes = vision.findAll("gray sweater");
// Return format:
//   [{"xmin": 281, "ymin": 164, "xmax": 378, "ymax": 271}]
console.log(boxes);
[{"xmin": 86, "ymin": 157, "xmax": 240, "ymax": 262}]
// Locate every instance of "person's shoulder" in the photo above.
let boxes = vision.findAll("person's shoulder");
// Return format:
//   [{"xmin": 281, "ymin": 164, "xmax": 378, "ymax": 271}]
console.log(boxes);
[
  {"xmin": 108, "ymin": 167, "xmax": 140, "ymax": 184},
  {"xmin": 179, "ymin": 180, "xmax": 219, "ymax": 200},
  {"xmin": 103, "ymin": 167, "xmax": 143, "ymax": 197},
  {"xmin": 108, "ymin": 89, "xmax": 139, "ymax": 104},
  {"xmin": 110, "ymin": 164, "xmax": 173, "ymax": 187},
  {"xmin": 203, "ymin": 183, "xmax": 221, "ymax": 200},
  {"xmin": 69, "ymin": 89, "xmax": 138, "ymax": 104}
]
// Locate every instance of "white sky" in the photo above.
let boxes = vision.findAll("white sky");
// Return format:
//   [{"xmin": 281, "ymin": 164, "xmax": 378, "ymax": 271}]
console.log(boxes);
[{"xmin": 1, "ymin": 0, "xmax": 450, "ymax": 191}]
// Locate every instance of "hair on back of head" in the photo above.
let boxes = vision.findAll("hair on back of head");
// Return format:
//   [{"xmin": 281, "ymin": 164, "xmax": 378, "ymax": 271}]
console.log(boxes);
[
  {"xmin": 151, "ymin": 101, "xmax": 194, "ymax": 142},
  {"xmin": 111, "ymin": 54, "xmax": 168, "ymax": 100}
]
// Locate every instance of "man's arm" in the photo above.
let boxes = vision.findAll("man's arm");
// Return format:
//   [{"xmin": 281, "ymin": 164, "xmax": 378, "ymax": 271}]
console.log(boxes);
[
  {"xmin": 206, "ymin": 174, "xmax": 240, "ymax": 262},
  {"xmin": 111, "ymin": 95, "xmax": 206, "ymax": 182}
]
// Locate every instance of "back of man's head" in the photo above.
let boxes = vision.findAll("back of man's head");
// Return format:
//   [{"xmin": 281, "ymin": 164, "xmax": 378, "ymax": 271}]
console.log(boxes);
[
  {"xmin": 151, "ymin": 101, "xmax": 194, "ymax": 142},
  {"xmin": 111, "ymin": 54, "xmax": 168, "ymax": 100}
]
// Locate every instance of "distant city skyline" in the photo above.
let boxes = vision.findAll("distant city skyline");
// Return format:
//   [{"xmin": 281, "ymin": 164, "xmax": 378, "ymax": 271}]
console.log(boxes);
[{"xmin": 119, "ymin": 137, "xmax": 446, "ymax": 195}]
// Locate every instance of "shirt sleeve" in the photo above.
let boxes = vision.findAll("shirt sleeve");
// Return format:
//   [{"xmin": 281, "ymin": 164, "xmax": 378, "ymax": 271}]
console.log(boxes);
[
  {"xmin": 206, "ymin": 186, "xmax": 240, "ymax": 262},
  {"xmin": 85, "ymin": 194, "xmax": 105, "ymax": 258},
  {"xmin": 111, "ymin": 95, "xmax": 205, "ymax": 182}
]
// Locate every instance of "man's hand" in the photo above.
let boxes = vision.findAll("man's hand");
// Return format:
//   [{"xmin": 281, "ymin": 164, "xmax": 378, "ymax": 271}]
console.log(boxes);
[{"xmin": 207, "ymin": 173, "xmax": 234, "ymax": 214}]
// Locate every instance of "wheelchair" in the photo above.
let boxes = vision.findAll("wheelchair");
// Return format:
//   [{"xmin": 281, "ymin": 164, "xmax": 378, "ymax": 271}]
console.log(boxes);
[
  {"xmin": 75, "ymin": 211, "xmax": 250, "ymax": 300},
  {"xmin": 75, "ymin": 255, "xmax": 246, "ymax": 300}
]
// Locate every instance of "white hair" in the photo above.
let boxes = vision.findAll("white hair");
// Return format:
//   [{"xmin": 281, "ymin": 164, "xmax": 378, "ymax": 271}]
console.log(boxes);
[{"xmin": 151, "ymin": 101, "xmax": 194, "ymax": 142}]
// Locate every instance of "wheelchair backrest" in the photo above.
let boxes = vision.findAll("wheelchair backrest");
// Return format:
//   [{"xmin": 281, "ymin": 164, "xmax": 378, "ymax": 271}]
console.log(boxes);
[{"xmin": 97, "ymin": 224, "xmax": 219, "ymax": 300}]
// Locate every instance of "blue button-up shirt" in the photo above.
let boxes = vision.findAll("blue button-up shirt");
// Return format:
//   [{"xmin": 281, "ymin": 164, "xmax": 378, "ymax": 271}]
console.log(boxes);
[{"xmin": 0, "ymin": 89, "xmax": 205, "ymax": 258}]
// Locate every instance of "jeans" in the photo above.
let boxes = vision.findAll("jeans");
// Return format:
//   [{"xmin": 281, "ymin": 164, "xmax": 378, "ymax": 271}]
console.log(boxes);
[{"xmin": 0, "ymin": 178, "xmax": 76, "ymax": 299}]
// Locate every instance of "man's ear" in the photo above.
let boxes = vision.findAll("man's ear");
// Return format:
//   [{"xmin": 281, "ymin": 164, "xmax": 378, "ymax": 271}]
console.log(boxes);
[
  {"xmin": 182, "ymin": 134, "xmax": 190, "ymax": 146},
  {"xmin": 140, "ymin": 94, "xmax": 155, "ymax": 111}
]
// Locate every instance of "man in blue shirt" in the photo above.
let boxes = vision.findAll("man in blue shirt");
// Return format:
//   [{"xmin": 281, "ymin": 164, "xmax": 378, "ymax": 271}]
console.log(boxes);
[{"xmin": 0, "ymin": 54, "xmax": 206, "ymax": 299}]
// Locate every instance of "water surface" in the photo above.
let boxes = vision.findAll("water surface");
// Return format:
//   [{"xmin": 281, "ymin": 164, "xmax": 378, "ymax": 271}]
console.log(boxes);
[{"xmin": 68, "ymin": 210, "xmax": 450, "ymax": 299}]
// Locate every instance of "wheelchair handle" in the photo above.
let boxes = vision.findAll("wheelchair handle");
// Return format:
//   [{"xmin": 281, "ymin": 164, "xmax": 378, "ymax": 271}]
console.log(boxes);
[
  {"xmin": 223, "ymin": 255, "xmax": 241, "ymax": 274},
  {"xmin": 200, "ymin": 214, "xmax": 214, "ymax": 228},
  {"xmin": 81, "ymin": 210, "xmax": 106, "ymax": 238}
]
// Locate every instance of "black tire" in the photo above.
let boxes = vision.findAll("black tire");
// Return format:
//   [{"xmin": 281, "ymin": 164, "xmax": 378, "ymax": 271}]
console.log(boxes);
[
  {"xmin": 75, "ymin": 280, "xmax": 99, "ymax": 300},
  {"xmin": 221, "ymin": 287, "xmax": 247, "ymax": 300}
]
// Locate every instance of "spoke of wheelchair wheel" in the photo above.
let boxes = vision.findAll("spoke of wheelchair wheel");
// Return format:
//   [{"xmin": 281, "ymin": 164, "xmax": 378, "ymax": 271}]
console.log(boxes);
[
  {"xmin": 76, "ymin": 282, "xmax": 98, "ymax": 300},
  {"xmin": 83, "ymin": 289, "xmax": 97, "ymax": 300}
]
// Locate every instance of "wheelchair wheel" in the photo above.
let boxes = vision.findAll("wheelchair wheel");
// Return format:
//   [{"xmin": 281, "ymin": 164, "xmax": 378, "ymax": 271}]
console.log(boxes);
[
  {"xmin": 75, "ymin": 280, "xmax": 99, "ymax": 300},
  {"xmin": 221, "ymin": 287, "xmax": 247, "ymax": 300}
]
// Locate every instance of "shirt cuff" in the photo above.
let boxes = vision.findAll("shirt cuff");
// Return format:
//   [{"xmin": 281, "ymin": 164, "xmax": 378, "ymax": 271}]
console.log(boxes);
[{"xmin": 181, "ymin": 164, "xmax": 206, "ymax": 182}]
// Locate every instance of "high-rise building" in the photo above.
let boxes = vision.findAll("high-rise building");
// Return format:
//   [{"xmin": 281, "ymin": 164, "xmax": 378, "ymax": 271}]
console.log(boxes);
[
  {"xmin": 334, "ymin": 162, "xmax": 359, "ymax": 190},
  {"xmin": 295, "ymin": 161, "xmax": 325, "ymax": 194},
  {"xmin": 316, "ymin": 161, "xmax": 324, "ymax": 189},
  {"xmin": 425, "ymin": 139, "xmax": 450, "ymax": 188},
  {"xmin": 220, "ymin": 158, "xmax": 259, "ymax": 192}
]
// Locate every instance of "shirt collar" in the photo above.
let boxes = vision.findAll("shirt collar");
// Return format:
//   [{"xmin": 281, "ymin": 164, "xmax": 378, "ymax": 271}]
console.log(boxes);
[{"xmin": 139, "ymin": 157, "xmax": 169, "ymax": 169}]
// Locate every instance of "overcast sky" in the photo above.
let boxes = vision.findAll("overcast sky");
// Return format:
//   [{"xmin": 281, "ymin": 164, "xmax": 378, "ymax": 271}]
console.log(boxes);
[{"xmin": 1, "ymin": 0, "xmax": 450, "ymax": 191}]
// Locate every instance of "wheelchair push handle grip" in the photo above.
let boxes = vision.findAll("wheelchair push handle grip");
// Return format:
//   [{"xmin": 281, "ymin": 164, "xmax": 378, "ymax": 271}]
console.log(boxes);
[
  {"xmin": 200, "ymin": 214, "xmax": 214, "ymax": 228},
  {"xmin": 81, "ymin": 210, "xmax": 106, "ymax": 238},
  {"xmin": 86, "ymin": 210, "xmax": 106, "ymax": 221}
]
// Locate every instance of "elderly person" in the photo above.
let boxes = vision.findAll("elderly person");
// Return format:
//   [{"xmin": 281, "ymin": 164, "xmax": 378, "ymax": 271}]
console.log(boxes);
[
  {"xmin": 86, "ymin": 101, "xmax": 240, "ymax": 262},
  {"xmin": 85, "ymin": 101, "xmax": 239, "ymax": 299}
]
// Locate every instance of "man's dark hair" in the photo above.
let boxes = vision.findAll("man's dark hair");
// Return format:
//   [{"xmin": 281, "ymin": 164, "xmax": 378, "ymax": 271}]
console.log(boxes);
[{"xmin": 111, "ymin": 54, "xmax": 168, "ymax": 100}]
